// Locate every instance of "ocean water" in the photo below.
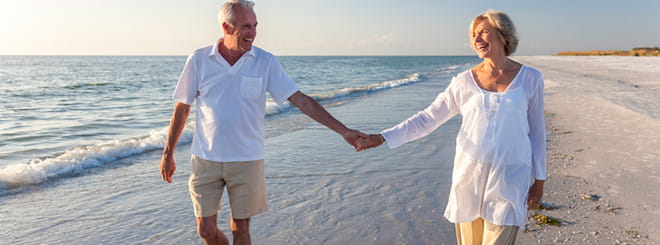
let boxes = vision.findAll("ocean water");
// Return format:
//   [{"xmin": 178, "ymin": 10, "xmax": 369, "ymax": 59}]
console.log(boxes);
[
  {"xmin": 0, "ymin": 55, "xmax": 480, "ymax": 244},
  {"xmin": 0, "ymin": 56, "xmax": 476, "ymax": 188}
]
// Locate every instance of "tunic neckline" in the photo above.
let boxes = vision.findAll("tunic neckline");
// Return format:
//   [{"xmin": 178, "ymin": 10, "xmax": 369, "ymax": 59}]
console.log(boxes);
[{"xmin": 468, "ymin": 65, "xmax": 525, "ymax": 94}]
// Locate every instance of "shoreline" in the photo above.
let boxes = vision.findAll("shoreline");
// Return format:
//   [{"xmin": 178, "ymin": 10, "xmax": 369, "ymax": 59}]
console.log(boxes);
[{"xmin": 514, "ymin": 56, "xmax": 660, "ymax": 244}]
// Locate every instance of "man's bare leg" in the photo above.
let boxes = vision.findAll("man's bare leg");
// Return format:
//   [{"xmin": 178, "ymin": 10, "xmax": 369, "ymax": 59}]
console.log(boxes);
[
  {"xmin": 196, "ymin": 214, "xmax": 229, "ymax": 245},
  {"xmin": 231, "ymin": 217, "xmax": 251, "ymax": 245}
]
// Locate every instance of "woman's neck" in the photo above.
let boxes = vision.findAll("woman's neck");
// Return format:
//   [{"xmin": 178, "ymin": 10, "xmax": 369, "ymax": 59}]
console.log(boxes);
[{"xmin": 481, "ymin": 56, "xmax": 510, "ymax": 72}]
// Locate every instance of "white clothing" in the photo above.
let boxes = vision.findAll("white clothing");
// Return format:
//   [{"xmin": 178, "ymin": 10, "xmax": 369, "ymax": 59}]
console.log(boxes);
[
  {"xmin": 172, "ymin": 40, "xmax": 299, "ymax": 162},
  {"xmin": 381, "ymin": 65, "xmax": 546, "ymax": 228}
]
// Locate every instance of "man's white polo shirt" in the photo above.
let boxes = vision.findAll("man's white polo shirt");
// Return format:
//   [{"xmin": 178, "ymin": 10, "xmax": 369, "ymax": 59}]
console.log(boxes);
[{"xmin": 172, "ymin": 40, "xmax": 299, "ymax": 162}]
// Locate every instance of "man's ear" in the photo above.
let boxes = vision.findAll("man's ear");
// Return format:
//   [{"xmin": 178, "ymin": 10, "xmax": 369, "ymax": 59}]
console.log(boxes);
[{"xmin": 222, "ymin": 22, "xmax": 232, "ymax": 35}]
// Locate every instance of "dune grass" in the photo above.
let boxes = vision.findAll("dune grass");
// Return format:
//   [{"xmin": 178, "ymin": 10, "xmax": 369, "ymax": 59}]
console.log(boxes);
[{"xmin": 556, "ymin": 47, "xmax": 659, "ymax": 56}]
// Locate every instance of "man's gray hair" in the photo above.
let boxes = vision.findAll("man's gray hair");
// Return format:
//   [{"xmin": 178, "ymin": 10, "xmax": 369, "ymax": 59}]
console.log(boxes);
[{"xmin": 218, "ymin": 0, "xmax": 255, "ymax": 27}]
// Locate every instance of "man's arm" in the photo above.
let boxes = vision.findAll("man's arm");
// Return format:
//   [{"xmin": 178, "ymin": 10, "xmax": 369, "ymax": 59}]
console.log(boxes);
[
  {"xmin": 160, "ymin": 102, "xmax": 191, "ymax": 183},
  {"xmin": 287, "ymin": 91, "xmax": 366, "ymax": 147}
]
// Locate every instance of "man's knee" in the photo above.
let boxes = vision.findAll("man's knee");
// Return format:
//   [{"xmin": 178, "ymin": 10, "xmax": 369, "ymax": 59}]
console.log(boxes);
[
  {"xmin": 197, "ymin": 226, "xmax": 217, "ymax": 239},
  {"xmin": 197, "ymin": 216, "xmax": 218, "ymax": 239},
  {"xmin": 231, "ymin": 217, "xmax": 250, "ymax": 233}
]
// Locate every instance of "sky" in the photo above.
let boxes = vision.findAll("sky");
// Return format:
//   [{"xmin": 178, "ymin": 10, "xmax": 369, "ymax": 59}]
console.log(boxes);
[{"xmin": 1, "ymin": 0, "xmax": 658, "ymax": 56}]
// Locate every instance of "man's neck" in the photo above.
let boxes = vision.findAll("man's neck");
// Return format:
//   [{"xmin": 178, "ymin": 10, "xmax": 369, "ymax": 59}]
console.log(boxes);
[{"xmin": 218, "ymin": 40, "xmax": 245, "ymax": 66}]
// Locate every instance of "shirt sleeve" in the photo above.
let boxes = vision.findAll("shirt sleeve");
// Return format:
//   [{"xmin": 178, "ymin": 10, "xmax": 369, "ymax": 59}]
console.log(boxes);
[
  {"xmin": 172, "ymin": 54, "xmax": 198, "ymax": 105},
  {"xmin": 528, "ymin": 72, "xmax": 547, "ymax": 180},
  {"xmin": 380, "ymin": 77, "xmax": 461, "ymax": 148},
  {"xmin": 266, "ymin": 56, "xmax": 299, "ymax": 104}
]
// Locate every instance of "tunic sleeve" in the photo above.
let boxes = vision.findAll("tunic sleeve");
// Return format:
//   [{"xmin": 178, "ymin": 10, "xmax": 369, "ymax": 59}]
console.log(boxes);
[
  {"xmin": 381, "ymin": 77, "xmax": 461, "ymax": 148},
  {"xmin": 528, "ymin": 73, "xmax": 547, "ymax": 180}
]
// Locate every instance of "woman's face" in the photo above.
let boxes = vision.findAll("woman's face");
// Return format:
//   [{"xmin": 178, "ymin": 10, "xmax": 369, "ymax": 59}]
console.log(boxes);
[{"xmin": 471, "ymin": 20, "xmax": 505, "ymax": 59}]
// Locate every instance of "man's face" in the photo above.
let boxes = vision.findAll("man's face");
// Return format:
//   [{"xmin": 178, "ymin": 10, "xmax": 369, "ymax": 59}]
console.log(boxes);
[{"xmin": 224, "ymin": 6, "xmax": 257, "ymax": 53}]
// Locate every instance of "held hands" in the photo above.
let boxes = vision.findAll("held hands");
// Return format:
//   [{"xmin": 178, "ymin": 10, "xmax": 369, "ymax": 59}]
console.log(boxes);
[
  {"xmin": 341, "ymin": 129, "xmax": 368, "ymax": 149},
  {"xmin": 355, "ymin": 134, "xmax": 385, "ymax": 151},
  {"xmin": 340, "ymin": 130, "xmax": 384, "ymax": 151}
]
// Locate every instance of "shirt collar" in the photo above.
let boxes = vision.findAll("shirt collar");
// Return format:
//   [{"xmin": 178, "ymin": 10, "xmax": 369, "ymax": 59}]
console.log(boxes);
[{"xmin": 209, "ymin": 38, "xmax": 256, "ymax": 58}]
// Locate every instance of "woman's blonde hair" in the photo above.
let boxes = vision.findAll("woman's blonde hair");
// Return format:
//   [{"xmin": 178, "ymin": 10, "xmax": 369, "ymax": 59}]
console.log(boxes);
[{"xmin": 469, "ymin": 10, "xmax": 519, "ymax": 56}]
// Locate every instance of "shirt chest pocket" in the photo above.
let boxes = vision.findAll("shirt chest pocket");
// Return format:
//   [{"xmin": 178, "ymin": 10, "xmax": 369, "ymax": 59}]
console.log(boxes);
[{"xmin": 240, "ymin": 76, "xmax": 263, "ymax": 99}]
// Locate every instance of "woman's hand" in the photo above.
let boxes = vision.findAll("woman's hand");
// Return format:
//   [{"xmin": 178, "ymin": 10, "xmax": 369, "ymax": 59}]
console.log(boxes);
[{"xmin": 527, "ymin": 179, "xmax": 545, "ymax": 209}]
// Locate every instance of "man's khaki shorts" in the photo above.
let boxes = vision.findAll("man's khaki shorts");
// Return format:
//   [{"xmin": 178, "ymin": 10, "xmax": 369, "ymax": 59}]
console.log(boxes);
[{"xmin": 188, "ymin": 155, "xmax": 268, "ymax": 219}]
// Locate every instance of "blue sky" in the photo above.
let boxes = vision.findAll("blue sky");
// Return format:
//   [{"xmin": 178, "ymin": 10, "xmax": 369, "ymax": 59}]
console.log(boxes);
[{"xmin": 1, "ymin": 0, "xmax": 658, "ymax": 55}]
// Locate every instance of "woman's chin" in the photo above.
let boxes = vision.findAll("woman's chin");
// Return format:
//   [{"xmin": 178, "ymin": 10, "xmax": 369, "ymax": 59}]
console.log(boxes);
[{"xmin": 476, "ymin": 51, "xmax": 497, "ymax": 59}]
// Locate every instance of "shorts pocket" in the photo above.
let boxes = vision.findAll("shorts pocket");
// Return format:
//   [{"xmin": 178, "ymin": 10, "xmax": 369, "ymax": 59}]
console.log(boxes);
[{"xmin": 241, "ymin": 76, "xmax": 263, "ymax": 99}]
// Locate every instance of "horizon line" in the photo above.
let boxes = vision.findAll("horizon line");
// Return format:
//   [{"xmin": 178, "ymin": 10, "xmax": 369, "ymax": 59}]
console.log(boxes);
[{"xmin": 0, "ymin": 54, "xmax": 484, "ymax": 57}]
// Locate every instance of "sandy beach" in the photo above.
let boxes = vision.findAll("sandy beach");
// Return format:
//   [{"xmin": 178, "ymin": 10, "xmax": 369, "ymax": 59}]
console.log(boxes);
[{"xmin": 513, "ymin": 56, "xmax": 660, "ymax": 244}]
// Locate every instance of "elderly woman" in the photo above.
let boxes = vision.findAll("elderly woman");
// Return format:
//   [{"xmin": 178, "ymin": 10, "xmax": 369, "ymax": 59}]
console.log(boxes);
[{"xmin": 357, "ymin": 10, "xmax": 546, "ymax": 244}]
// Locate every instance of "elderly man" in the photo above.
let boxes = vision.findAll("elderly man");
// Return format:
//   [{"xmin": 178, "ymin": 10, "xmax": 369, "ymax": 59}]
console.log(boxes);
[{"xmin": 159, "ymin": 0, "xmax": 365, "ymax": 244}]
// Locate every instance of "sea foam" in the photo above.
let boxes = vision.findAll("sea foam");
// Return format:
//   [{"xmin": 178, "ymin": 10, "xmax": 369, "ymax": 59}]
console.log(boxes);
[
  {"xmin": 266, "ymin": 73, "xmax": 423, "ymax": 115},
  {"xmin": 0, "ymin": 122, "xmax": 194, "ymax": 188}
]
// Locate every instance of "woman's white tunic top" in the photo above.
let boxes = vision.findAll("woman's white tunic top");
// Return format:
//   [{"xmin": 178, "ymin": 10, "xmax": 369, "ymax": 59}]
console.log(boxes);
[{"xmin": 381, "ymin": 65, "xmax": 546, "ymax": 228}]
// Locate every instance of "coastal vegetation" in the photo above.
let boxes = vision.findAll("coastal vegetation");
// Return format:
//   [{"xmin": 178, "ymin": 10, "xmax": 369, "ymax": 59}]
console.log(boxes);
[{"xmin": 556, "ymin": 47, "xmax": 660, "ymax": 56}]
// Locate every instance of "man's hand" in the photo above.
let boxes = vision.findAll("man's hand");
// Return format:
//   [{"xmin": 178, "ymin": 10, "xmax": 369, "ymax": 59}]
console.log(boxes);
[
  {"xmin": 527, "ymin": 179, "xmax": 545, "ymax": 209},
  {"xmin": 356, "ymin": 134, "xmax": 385, "ymax": 151},
  {"xmin": 159, "ymin": 102, "xmax": 190, "ymax": 183},
  {"xmin": 341, "ymin": 129, "xmax": 368, "ymax": 149},
  {"xmin": 160, "ymin": 155, "xmax": 176, "ymax": 183}
]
